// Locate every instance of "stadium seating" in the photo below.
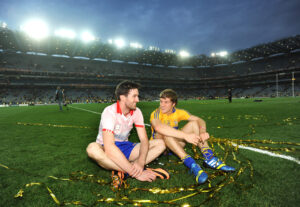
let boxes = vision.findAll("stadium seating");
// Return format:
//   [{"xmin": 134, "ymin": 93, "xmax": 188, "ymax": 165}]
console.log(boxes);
[{"xmin": 0, "ymin": 28, "xmax": 299, "ymax": 104}]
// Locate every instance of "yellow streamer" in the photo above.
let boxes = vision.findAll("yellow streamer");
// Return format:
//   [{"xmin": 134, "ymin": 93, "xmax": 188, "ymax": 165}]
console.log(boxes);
[
  {"xmin": 1, "ymin": 134, "xmax": 298, "ymax": 206},
  {"xmin": 16, "ymin": 122, "xmax": 92, "ymax": 129}
]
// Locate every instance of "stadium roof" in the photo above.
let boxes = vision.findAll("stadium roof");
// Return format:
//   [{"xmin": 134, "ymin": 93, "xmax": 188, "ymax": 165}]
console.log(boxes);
[
  {"xmin": 0, "ymin": 27, "xmax": 299, "ymax": 67},
  {"xmin": 231, "ymin": 35, "xmax": 300, "ymax": 61}
]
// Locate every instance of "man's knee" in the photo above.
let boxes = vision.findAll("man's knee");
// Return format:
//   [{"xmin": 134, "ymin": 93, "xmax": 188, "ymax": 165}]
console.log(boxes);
[
  {"xmin": 86, "ymin": 142, "xmax": 104, "ymax": 159},
  {"xmin": 182, "ymin": 120, "xmax": 199, "ymax": 133},
  {"xmin": 164, "ymin": 136, "xmax": 186, "ymax": 148},
  {"xmin": 152, "ymin": 138, "xmax": 166, "ymax": 151},
  {"xmin": 86, "ymin": 142, "xmax": 95, "ymax": 157},
  {"xmin": 188, "ymin": 120, "xmax": 198, "ymax": 128},
  {"xmin": 157, "ymin": 138, "xmax": 166, "ymax": 149}
]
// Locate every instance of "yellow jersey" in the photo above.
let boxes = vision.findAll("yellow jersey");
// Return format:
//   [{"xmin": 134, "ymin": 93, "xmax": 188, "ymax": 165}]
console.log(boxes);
[{"xmin": 150, "ymin": 107, "xmax": 191, "ymax": 139}]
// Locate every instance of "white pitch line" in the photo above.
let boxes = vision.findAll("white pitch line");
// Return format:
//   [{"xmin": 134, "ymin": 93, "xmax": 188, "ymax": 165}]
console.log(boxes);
[
  {"xmin": 68, "ymin": 105, "xmax": 300, "ymax": 165},
  {"xmin": 232, "ymin": 143, "xmax": 300, "ymax": 165},
  {"xmin": 68, "ymin": 105, "xmax": 101, "ymax": 115}
]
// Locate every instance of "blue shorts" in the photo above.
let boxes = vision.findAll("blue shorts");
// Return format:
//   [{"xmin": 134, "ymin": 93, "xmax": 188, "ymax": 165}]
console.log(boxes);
[{"xmin": 115, "ymin": 141, "xmax": 137, "ymax": 159}]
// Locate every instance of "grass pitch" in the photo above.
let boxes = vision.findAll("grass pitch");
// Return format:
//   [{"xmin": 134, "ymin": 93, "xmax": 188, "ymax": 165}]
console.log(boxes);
[{"xmin": 0, "ymin": 97, "xmax": 300, "ymax": 206}]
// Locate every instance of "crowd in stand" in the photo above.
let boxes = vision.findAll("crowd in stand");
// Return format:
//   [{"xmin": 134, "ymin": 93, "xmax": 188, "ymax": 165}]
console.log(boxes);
[
  {"xmin": 1, "ymin": 50, "xmax": 299, "ymax": 80},
  {"xmin": 0, "ymin": 47, "xmax": 299, "ymax": 105},
  {"xmin": 1, "ymin": 84, "xmax": 299, "ymax": 106}
]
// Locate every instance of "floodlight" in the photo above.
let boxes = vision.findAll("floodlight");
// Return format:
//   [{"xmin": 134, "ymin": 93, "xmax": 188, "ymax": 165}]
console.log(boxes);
[
  {"xmin": 81, "ymin": 31, "xmax": 95, "ymax": 42},
  {"xmin": 149, "ymin": 46, "xmax": 160, "ymax": 51},
  {"xmin": 211, "ymin": 51, "xmax": 228, "ymax": 57},
  {"xmin": 20, "ymin": 19, "xmax": 49, "ymax": 40},
  {"xmin": 1, "ymin": 22, "xmax": 7, "ymax": 28},
  {"xmin": 114, "ymin": 38, "xmax": 125, "ymax": 48},
  {"xmin": 165, "ymin": 49, "xmax": 176, "ymax": 54},
  {"xmin": 179, "ymin": 50, "xmax": 190, "ymax": 58},
  {"xmin": 219, "ymin": 51, "xmax": 228, "ymax": 57},
  {"xmin": 55, "ymin": 29, "xmax": 76, "ymax": 39},
  {"xmin": 108, "ymin": 39, "xmax": 113, "ymax": 44},
  {"xmin": 130, "ymin": 42, "xmax": 142, "ymax": 49}
]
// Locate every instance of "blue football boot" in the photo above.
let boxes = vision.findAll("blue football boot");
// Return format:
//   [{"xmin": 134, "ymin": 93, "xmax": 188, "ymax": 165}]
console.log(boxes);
[
  {"xmin": 191, "ymin": 163, "xmax": 208, "ymax": 184},
  {"xmin": 203, "ymin": 157, "xmax": 235, "ymax": 172}
]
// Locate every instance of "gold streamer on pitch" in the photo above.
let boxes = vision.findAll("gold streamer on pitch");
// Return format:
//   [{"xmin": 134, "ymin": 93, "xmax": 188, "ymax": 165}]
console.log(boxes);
[
  {"xmin": 1, "ymin": 134, "xmax": 299, "ymax": 206},
  {"xmin": 16, "ymin": 122, "xmax": 92, "ymax": 129}
]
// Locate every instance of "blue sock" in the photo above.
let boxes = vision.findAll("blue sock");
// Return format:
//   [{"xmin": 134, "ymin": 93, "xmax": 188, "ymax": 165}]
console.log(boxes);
[
  {"xmin": 201, "ymin": 147, "xmax": 214, "ymax": 160},
  {"xmin": 182, "ymin": 155, "xmax": 196, "ymax": 169}
]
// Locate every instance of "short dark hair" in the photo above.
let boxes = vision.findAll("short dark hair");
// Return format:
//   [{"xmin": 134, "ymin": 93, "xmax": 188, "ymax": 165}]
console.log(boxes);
[
  {"xmin": 160, "ymin": 89, "xmax": 178, "ymax": 105},
  {"xmin": 115, "ymin": 80, "xmax": 141, "ymax": 100}
]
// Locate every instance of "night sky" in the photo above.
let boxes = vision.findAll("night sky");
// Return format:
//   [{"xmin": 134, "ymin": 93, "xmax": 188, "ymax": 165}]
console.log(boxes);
[{"xmin": 0, "ymin": 0, "xmax": 300, "ymax": 55}]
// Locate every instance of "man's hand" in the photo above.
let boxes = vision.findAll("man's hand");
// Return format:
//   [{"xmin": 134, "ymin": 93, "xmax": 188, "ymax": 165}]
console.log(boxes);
[
  {"xmin": 135, "ymin": 169, "xmax": 157, "ymax": 182},
  {"xmin": 130, "ymin": 160, "xmax": 144, "ymax": 178},
  {"xmin": 184, "ymin": 133, "xmax": 201, "ymax": 145},
  {"xmin": 199, "ymin": 132, "xmax": 210, "ymax": 143}
]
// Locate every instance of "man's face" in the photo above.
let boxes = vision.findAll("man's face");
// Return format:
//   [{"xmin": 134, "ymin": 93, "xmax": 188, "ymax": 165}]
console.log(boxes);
[
  {"xmin": 124, "ymin": 89, "xmax": 139, "ymax": 110},
  {"xmin": 160, "ymin": 97, "xmax": 175, "ymax": 114}
]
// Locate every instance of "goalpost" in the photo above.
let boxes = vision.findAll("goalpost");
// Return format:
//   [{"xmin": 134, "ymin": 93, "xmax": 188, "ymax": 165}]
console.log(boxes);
[{"xmin": 276, "ymin": 72, "xmax": 295, "ymax": 97}]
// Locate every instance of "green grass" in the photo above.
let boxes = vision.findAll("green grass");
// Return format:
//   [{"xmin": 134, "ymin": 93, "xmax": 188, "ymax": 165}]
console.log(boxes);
[{"xmin": 1, "ymin": 97, "xmax": 300, "ymax": 206}]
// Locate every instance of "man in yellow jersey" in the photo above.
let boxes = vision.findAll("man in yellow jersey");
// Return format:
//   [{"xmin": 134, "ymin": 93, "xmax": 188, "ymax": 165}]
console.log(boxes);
[{"xmin": 150, "ymin": 89, "xmax": 235, "ymax": 184}]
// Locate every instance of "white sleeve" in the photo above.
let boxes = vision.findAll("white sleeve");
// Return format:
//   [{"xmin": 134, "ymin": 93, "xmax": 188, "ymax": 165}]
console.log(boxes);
[
  {"xmin": 101, "ymin": 107, "xmax": 116, "ymax": 132},
  {"xmin": 133, "ymin": 108, "xmax": 145, "ymax": 128}
]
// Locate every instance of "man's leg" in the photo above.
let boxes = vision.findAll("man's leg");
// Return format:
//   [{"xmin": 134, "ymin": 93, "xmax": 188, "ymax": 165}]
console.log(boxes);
[
  {"xmin": 180, "ymin": 120, "xmax": 210, "ymax": 149},
  {"xmin": 58, "ymin": 100, "xmax": 62, "ymax": 110},
  {"xmin": 129, "ymin": 139, "xmax": 166, "ymax": 164},
  {"xmin": 86, "ymin": 142, "xmax": 131, "ymax": 190},
  {"xmin": 181, "ymin": 121, "xmax": 214, "ymax": 162},
  {"xmin": 86, "ymin": 142, "xmax": 123, "ymax": 171},
  {"xmin": 157, "ymin": 122, "xmax": 207, "ymax": 184},
  {"xmin": 160, "ymin": 120, "xmax": 203, "ymax": 158},
  {"xmin": 163, "ymin": 136, "xmax": 186, "ymax": 158},
  {"xmin": 181, "ymin": 120, "xmax": 235, "ymax": 172}
]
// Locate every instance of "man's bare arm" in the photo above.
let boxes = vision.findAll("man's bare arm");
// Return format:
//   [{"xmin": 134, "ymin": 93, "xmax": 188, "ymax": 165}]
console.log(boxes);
[
  {"xmin": 135, "ymin": 126, "xmax": 149, "ymax": 167},
  {"xmin": 188, "ymin": 115, "xmax": 207, "ymax": 133},
  {"xmin": 103, "ymin": 131, "xmax": 139, "ymax": 177},
  {"xmin": 188, "ymin": 115, "xmax": 209, "ymax": 142},
  {"xmin": 151, "ymin": 119, "xmax": 200, "ymax": 145}
]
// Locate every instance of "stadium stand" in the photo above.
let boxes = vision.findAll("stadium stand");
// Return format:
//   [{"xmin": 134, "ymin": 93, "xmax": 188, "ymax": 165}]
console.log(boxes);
[{"xmin": 0, "ymin": 27, "xmax": 299, "ymax": 104}]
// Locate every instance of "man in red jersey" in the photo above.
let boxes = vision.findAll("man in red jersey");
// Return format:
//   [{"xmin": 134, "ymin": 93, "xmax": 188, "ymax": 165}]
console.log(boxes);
[{"xmin": 87, "ymin": 80, "xmax": 169, "ymax": 190}]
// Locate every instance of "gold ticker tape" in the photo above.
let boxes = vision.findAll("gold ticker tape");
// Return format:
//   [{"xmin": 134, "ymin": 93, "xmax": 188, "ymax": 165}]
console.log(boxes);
[
  {"xmin": 16, "ymin": 122, "xmax": 92, "ymax": 129},
  {"xmin": 1, "ymin": 135, "xmax": 299, "ymax": 206}
]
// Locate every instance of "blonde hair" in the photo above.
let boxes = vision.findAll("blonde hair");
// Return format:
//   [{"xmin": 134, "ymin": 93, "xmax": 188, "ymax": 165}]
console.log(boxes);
[{"xmin": 159, "ymin": 89, "xmax": 177, "ymax": 106}]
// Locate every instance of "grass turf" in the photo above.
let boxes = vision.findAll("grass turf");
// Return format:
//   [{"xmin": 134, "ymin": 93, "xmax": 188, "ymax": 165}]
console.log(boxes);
[{"xmin": 0, "ymin": 97, "xmax": 300, "ymax": 206}]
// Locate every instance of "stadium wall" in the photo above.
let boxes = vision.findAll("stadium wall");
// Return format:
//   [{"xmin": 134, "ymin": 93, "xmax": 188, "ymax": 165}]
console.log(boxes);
[{"xmin": 0, "ymin": 50, "xmax": 299, "ymax": 104}]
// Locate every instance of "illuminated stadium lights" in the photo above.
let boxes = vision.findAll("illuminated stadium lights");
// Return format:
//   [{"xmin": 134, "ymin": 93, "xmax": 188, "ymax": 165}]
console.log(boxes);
[
  {"xmin": 54, "ymin": 29, "xmax": 76, "ymax": 39},
  {"xmin": 219, "ymin": 51, "xmax": 228, "ymax": 57},
  {"xmin": 148, "ymin": 46, "xmax": 160, "ymax": 51},
  {"xmin": 165, "ymin": 49, "xmax": 176, "ymax": 54},
  {"xmin": 1, "ymin": 22, "xmax": 7, "ymax": 28},
  {"xmin": 210, "ymin": 51, "xmax": 228, "ymax": 57},
  {"xmin": 114, "ymin": 38, "xmax": 125, "ymax": 48},
  {"xmin": 20, "ymin": 19, "xmax": 49, "ymax": 40},
  {"xmin": 81, "ymin": 31, "xmax": 95, "ymax": 42},
  {"xmin": 130, "ymin": 42, "xmax": 142, "ymax": 49},
  {"xmin": 179, "ymin": 50, "xmax": 190, "ymax": 58}
]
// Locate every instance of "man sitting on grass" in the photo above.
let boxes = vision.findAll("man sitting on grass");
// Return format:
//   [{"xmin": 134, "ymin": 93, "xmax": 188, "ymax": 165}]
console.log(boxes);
[
  {"xmin": 150, "ymin": 89, "xmax": 235, "ymax": 184},
  {"xmin": 86, "ymin": 80, "xmax": 169, "ymax": 190}
]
